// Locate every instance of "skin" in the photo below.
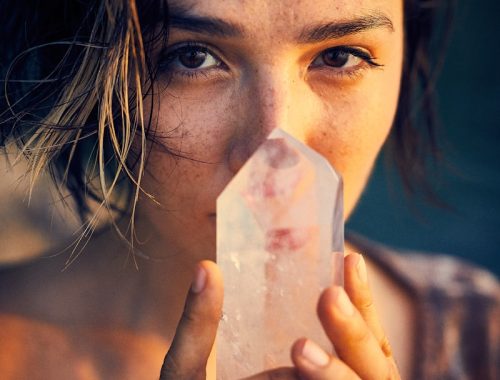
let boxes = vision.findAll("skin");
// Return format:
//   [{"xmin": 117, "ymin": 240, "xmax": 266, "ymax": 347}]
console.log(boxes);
[
  {"xmin": 140, "ymin": 0, "xmax": 406, "ymax": 378},
  {"xmin": 138, "ymin": 0, "xmax": 404, "ymax": 263},
  {"xmin": 0, "ymin": 0, "xmax": 412, "ymax": 379}
]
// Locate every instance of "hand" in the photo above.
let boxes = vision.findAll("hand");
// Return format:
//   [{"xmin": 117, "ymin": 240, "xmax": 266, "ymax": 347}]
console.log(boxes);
[
  {"xmin": 159, "ymin": 261, "xmax": 300, "ymax": 380},
  {"xmin": 290, "ymin": 252, "xmax": 401, "ymax": 380},
  {"xmin": 159, "ymin": 253, "xmax": 399, "ymax": 380},
  {"xmin": 159, "ymin": 260, "xmax": 223, "ymax": 380}
]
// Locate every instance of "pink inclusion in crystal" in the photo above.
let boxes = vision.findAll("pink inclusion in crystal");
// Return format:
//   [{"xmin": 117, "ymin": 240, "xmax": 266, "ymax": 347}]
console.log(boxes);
[{"xmin": 264, "ymin": 228, "xmax": 309, "ymax": 253}]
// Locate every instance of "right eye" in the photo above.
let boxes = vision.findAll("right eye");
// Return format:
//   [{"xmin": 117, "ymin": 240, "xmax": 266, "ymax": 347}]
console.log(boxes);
[{"xmin": 159, "ymin": 43, "xmax": 225, "ymax": 77}]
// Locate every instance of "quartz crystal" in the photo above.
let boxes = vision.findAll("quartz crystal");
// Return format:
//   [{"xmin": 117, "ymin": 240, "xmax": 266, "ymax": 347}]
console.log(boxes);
[{"xmin": 216, "ymin": 128, "xmax": 343, "ymax": 379}]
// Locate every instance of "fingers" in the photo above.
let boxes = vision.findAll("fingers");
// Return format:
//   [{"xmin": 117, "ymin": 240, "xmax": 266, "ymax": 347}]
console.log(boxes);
[
  {"xmin": 344, "ymin": 253, "xmax": 391, "ymax": 356},
  {"xmin": 291, "ymin": 338, "xmax": 361, "ymax": 380},
  {"xmin": 294, "ymin": 251, "xmax": 400, "ymax": 380},
  {"xmin": 160, "ymin": 260, "xmax": 223, "ymax": 380},
  {"xmin": 317, "ymin": 285, "xmax": 392, "ymax": 380}
]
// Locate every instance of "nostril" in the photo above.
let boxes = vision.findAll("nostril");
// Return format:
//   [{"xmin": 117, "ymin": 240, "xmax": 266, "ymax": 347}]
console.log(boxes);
[{"xmin": 227, "ymin": 142, "xmax": 251, "ymax": 174}]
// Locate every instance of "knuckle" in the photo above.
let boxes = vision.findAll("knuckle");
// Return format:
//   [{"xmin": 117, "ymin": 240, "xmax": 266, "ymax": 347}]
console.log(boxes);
[
  {"xmin": 355, "ymin": 290, "xmax": 374, "ymax": 311},
  {"xmin": 180, "ymin": 307, "xmax": 198, "ymax": 325},
  {"xmin": 328, "ymin": 357, "xmax": 361, "ymax": 380},
  {"xmin": 207, "ymin": 309, "xmax": 224, "ymax": 325},
  {"xmin": 383, "ymin": 360, "xmax": 401, "ymax": 380},
  {"xmin": 387, "ymin": 358, "xmax": 402, "ymax": 380},
  {"xmin": 346, "ymin": 282, "xmax": 374, "ymax": 311},
  {"xmin": 328, "ymin": 357, "xmax": 351, "ymax": 378},
  {"xmin": 160, "ymin": 355, "xmax": 205, "ymax": 380},
  {"xmin": 379, "ymin": 335, "xmax": 393, "ymax": 357},
  {"xmin": 182, "ymin": 303, "xmax": 220, "ymax": 327},
  {"xmin": 375, "ymin": 356, "xmax": 401, "ymax": 380},
  {"xmin": 160, "ymin": 355, "xmax": 182, "ymax": 379},
  {"xmin": 350, "ymin": 323, "xmax": 373, "ymax": 346}
]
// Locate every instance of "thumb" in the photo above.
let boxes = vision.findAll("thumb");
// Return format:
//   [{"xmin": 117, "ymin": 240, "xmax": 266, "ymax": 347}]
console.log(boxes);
[{"xmin": 160, "ymin": 260, "xmax": 223, "ymax": 380}]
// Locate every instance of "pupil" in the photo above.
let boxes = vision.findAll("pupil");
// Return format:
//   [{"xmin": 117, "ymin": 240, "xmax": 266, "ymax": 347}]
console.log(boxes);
[
  {"xmin": 179, "ymin": 49, "xmax": 207, "ymax": 69},
  {"xmin": 323, "ymin": 49, "xmax": 349, "ymax": 67}
]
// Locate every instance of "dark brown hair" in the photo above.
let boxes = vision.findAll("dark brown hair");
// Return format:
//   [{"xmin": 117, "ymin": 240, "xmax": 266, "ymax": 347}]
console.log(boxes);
[{"xmin": 391, "ymin": 0, "xmax": 454, "ymax": 197}]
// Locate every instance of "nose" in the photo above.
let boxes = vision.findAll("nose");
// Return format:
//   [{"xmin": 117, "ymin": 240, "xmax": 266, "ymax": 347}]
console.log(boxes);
[{"xmin": 227, "ymin": 66, "xmax": 312, "ymax": 173}]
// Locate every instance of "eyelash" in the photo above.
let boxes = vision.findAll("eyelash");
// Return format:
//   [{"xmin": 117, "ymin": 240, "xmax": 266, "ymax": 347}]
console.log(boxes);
[
  {"xmin": 158, "ymin": 42, "xmax": 228, "ymax": 80},
  {"xmin": 158, "ymin": 41, "xmax": 382, "ymax": 81}
]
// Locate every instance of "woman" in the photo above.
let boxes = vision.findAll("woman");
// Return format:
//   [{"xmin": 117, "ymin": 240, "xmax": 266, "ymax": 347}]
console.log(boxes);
[{"xmin": 0, "ymin": 0, "xmax": 498, "ymax": 379}]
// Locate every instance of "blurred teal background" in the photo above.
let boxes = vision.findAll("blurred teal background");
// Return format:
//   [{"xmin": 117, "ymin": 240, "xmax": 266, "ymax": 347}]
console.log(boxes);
[{"xmin": 348, "ymin": 1, "xmax": 500, "ymax": 276}]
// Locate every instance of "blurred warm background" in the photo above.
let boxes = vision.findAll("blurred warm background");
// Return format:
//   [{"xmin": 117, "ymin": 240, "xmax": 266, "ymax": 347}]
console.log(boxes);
[{"xmin": 0, "ymin": 151, "xmax": 79, "ymax": 264}]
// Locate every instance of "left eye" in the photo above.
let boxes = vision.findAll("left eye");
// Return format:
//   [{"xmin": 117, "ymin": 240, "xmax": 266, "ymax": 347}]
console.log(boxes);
[
  {"xmin": 311, "ymin": 47, "xmax": 376, "ymax": 69},
  {"xmin": 161, "ymin": 45, "xmax": 221, "ymax": 71}
]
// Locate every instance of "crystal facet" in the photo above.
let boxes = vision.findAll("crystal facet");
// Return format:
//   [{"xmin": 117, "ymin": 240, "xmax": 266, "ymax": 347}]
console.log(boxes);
[{"xmin": 216, "ymin": 128, "xmax": 343, "ymax": 379}]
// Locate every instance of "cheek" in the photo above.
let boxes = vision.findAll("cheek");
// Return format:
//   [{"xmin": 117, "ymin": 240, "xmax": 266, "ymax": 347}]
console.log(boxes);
[
  {"xmin": 308, "ymin": 88, "xmax": 397, "ymax": 171},
  {"xmin": 305, "ymin": 71, "xmax": 401, "ymax": 214},
  {"xmin": 140, "ymin": 84, "xmax": 241, "ymax": 205},
  {"xmin": 151, "ymin": 83, "xmax": 243, "ymax": 166}
]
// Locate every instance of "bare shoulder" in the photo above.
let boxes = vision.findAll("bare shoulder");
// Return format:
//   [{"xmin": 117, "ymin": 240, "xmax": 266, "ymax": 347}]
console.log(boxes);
[
  {"xmin": 0, "ymin": 313, "xmax": 81, "ymax": 379},
  {"xmin": 0, "ymin": 230, "xmax": 130, "ymax": 325},
  {"xmin": 0, "ymin": 239, "xmax": 168, "ymax": 380},
  {"xmin": 0, "ymin": 312, "xmax": 167, "ymax": 380}
]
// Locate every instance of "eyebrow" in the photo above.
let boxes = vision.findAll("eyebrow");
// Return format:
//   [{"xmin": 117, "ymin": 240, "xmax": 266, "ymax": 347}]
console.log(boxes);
[
  {"xmin": 168, "ymin": 5, "xmax": 393, "ymax": 42},
  {"xmin": 298, "ymin": 13, "xmax": 395, "ymax": 43},
  {"xmin": 168, "ymin": 5, "xmax": 244, "ymax": 38}
]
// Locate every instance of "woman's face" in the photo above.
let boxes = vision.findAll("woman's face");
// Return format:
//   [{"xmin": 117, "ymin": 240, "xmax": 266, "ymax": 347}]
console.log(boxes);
[{"xmin": 140, "ymin": 0, "xmax": 403, "ymax": 260}]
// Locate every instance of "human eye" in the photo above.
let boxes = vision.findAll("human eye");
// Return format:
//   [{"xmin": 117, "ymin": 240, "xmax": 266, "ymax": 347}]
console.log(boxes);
[
  {"xmin": 158, "ymin": 42, "xmax": 228, "ymax": 80},
  {"xmin": 309, "ymin": 46, "xmax": 382, "ymax": 79}
]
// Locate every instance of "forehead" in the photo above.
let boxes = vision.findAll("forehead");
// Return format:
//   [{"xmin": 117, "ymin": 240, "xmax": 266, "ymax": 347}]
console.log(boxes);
[{"xmin": 168, "ymin": 0, "xmax": 402, "ymax": 36}]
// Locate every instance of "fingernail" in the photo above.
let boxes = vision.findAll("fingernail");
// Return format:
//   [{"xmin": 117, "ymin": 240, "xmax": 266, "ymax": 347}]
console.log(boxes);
[
  {"xmin": 191, "ymin": 265, "xmax": 207, "ymax": 294},
  {"xmin": 357, "ymin": 253, "xmax": 368, "ymax": 283},
  {"xmin": 301, "ymin": 339, "xmax": 330, "ymax": 367},
  {"xmin": 335, "ymin": 287, "xmax": 355, "ymax": 316}
]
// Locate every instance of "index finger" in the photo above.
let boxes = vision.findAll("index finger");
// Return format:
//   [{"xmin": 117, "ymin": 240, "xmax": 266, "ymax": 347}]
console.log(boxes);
[
  {"xmin": 160, "ymin": 261, "xmax": 223, "ymax": 380},
  {"xmin": 317, "ymin": 286, "xmax": 393, "ymax": 379}
]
